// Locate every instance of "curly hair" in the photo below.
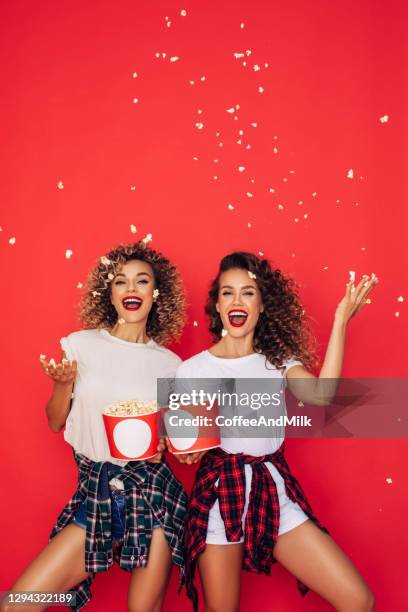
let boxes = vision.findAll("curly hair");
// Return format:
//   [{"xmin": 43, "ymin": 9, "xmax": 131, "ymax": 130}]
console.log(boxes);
[
  {"xmin": 205, "ymin": 251, "xmax": 320, "ymax": 374},
  {"xmin": 79, "ymin": 241, "xmax": 186, "ymax": 345}
]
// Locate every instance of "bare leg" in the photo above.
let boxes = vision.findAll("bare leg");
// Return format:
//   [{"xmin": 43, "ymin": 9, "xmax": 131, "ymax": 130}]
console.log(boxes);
[
  {"xmin": 273, "ymin": 520, "xmax": 375, "ymax": 611},
  {"xmin": 197, "ymin": 543, "xmax": 243, "ymax": 612},
  {"xmin": 1, "ymin": 524, "xmax": 90, "ymax": 612},
  {"xmin": 127, "ymin": 528, "xmax": 173, "ymax": 612}
]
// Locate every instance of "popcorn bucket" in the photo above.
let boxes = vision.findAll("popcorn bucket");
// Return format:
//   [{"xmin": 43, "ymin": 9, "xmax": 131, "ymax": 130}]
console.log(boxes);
[
  {"xmin": 163, "ymin": 401, "xmax": 220, "ymax": 454},
  {"xmin": 103, "ymin": 400, "xmax": 159, "ymax": 460}
]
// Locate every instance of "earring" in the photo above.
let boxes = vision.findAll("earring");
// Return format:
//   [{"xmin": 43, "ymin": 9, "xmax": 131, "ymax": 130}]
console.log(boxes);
[
  {"xmin": 221, "ymin": 329, "xmax": 228, "ymax": 337},
  {"xmin": 153, "ymin": 289, "xmax": 160, "ymax": 301}
]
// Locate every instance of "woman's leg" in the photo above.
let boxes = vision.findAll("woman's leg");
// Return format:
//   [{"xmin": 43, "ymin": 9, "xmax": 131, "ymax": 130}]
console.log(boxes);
[
  {"xmin": 197, "ymin": 543, "xmax": 243, "ymax": 612},
  {"xmin": 1, "ymin": 524, "xmax": 90, "ymax": 612},
  {"xmin": 127, "ymin": 528, "xmax": 173, "ymax": 612},
  {"xmin": 273, "ymin": 519, "xmax": 375, "ymax": 611}
]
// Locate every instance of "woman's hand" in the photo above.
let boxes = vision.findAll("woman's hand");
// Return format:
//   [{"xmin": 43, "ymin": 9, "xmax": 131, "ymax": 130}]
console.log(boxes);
[
  {"xmin": 334, "ymin": 273, "xmax": 379, "ymax": 326},
  {"xmin": 165, "ymin": 437, "xmax": 207, "ymax": 464},
  {"xmin": 40, "ymin": 355, "xmax": 77, "ymax": 385},
  {"xmin": 147, "ymin": 437, "xmax": 167, "ymax": 463}
]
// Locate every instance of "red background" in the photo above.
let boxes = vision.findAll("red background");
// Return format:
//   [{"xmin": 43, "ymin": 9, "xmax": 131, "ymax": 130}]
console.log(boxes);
[{"xmin": 1, "ymin": 0, "xmax": 407, "ymax": 610}]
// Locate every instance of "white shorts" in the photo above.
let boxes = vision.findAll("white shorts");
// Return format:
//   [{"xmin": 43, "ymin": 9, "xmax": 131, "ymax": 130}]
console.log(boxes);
[{"xmin": 206, "ymin": 462, "xmax": 309, "ymax": 545}]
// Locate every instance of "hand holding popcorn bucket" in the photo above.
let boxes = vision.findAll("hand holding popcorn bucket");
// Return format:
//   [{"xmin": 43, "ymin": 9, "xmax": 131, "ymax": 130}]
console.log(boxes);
[
  {"xmin": 163, "ymin": 400, "xmax": 220, "ymax": 454},
  {"xmin": 103, "ymin": 399, "xmax": 159, "ymax": 460}
]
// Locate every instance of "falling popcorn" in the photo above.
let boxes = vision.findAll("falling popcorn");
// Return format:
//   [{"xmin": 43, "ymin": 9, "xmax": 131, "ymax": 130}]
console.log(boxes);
[
  {"xmin": 253, "ymin": 64, "xmax": 261, "ymax": 71},
  {"xmin": 180, "ymin": 9, "xmax": 187, "ymax": 16},
  {"xmin": 365, "ymin": 298, "xmax": 371, "ymax": 304},
  {"xmin": 132, "ymin": 72, "xmax": 138, "ymax": 78},
  {"xmin": 379, "ymin": 115, "xmax": 389, "ymax": 123},
  {"xmin": 258, "ymin": 86, "xmax": 264, "ymax": 93},
  {"xmin": 251, "ymin": 122, "xmax": 258, "ymax": 127},
  {"xmin": 193, "ymin": 321, "xmax": 198, "ymax": 326},
  {"xmin": 130, "ymin": 186, "xmax": 136, "ymax": 190},
  {"xmin": 65, "ymin": 249, "xmax": 73, "ymax": 259},
  {"xmin": 227, "ymin": 107, "xmax": 235, "ymax": 114},
  {"xmin": 349, "ymin": 270, "xmax": 355, "ymax": 284},
  {"xmin": 76, "ymin": 282, "xmax": 83, "ymax": 289},
  {"xmin": 170, "ymin": 56, "xmax": 180, "ymax": 62},
  {"xmin": 132, "ymin": 98, "xmax": 139, "ymax": 104},
  {"xmin": 386, "ymin": 477, "xmax": 393, "ymax": 484},
  {"xmin": 92, "ymin": 291, "xmax": 101, "ymax": 297},
  {"xmin": 108, "ymin": 273, "xmax": 115, "ymax": 280},
  {"xmin": 40, "ymin": 354, "xmax": 46, "ymax": 361},
  {"xmin": 57, "ymin": 181, "xmax": 64, "ymax": 189},
  {"xmin": 347, "ymin": 169, "xmax": 354, "ymax": 179},
  {"xmin": 240, "ymin": 22, "xmax": 245, "ymax": 28},
  {"xmin": 238, "ymin": 166, "xmax": 246, "ymax": 172},
  {"xmin": 142, "ymin": 233, "xmax": 153, "ymax": 244},
  {"xmin": 246, "ymin": 192, "xmax": 253, "ymax": 198},
  {"xmin": 228, "ymin": 204, "xmax": 235, "ymax": 210},
  {"xmin": 273, "ymin": 147, "xmax": 278, "ymax": 154},
  {"xmin": 258, "ymin": 251, "xmax": 264, "ymax": 256},
  {"xmin": 9, "ymin": 237, "xmax": 16, "ymax": 245},
  {"xmin": 195, "ymin": 122, "xmax": 204, "ymax": 129},
  {"xmin": 130, "ymin": 224, "xmax": 137, "ymax": 233},
  {"xmin": 395, "ymin": 312, "xmax": 400, "ymax": 317},
  {"xmin": 234, "ymin": 52, "xmax": 245, "ymax": 59},
  {"xmin": 248, "ymin": 271, "xmax": 256, "ymax": 280},
  {"xmin": 100, "ymin": 256, "xmax": 111, "ymax": 265},
  {"xmin": 397, "ymin": 296, "xmax": 404, "ymax": 302}
]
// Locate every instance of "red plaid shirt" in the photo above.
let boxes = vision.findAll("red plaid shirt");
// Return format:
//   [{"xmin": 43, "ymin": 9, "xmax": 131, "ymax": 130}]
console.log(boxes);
[{"xmin": 184, "ymin": 442, "xmax": 329, "ymax": 611}]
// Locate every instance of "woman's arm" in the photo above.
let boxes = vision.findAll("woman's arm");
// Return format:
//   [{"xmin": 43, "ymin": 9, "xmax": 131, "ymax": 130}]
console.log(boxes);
[
  {"xmin": 40, "ymin": 351, "xmax": 77, "ymax": 432},
  {"xmin": 286, "ymin": 273, "xmax": 379, "ymax": 406}
]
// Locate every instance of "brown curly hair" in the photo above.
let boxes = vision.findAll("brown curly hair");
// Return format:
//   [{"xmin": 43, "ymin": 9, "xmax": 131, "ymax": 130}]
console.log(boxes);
[
  {"xmin": 205, "ymin": 251, "xmax": 320, "ymax": 374},
  {"xmin": 79, "ymin": 241, "xmax": 186, "ymax": 345}
]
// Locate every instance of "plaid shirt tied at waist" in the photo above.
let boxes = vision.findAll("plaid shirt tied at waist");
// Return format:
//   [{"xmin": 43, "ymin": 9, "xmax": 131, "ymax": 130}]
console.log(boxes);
[
  {"xmin": 49, "ymin": 450, "xmax": 188, "ymax": 611},
  {"xmin": 184, "ymin": 442, "xmax": 329, "ymax": 612}
]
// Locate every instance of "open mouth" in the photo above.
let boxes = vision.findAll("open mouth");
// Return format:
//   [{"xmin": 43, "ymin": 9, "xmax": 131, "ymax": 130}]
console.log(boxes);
[
  {"xmin": 228, "ymin": 309, "xmax": 248, "ymax": 327},
  {"xmin": 122, "ymin": 296, "xmax": 143, "ymax": 311}
]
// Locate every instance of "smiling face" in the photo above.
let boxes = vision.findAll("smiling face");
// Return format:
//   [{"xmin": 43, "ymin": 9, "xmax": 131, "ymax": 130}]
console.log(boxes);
[
  {"xmin": 110, "ymin": 259, "xmax": 156, "ymax": 324},
  {"xmin": 216, "ymin": 268, "xmax": 264, "ymax": 337}
]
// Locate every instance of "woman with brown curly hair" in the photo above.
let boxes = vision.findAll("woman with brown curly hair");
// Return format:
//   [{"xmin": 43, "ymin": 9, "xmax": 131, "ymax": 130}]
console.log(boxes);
[
  {"xmin": 173, "ymin": 251, "xmax": 378, "ymax": 612},
  {"xmin": 2, "ymin": 241, "xmax": 188, "ymax": 612}
]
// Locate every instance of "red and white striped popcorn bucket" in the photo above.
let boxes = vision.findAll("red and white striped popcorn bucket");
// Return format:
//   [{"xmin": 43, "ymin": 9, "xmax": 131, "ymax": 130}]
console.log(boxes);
[
  {"xmin": 163, "ymin": 400, "xmax": 220, "ymax": 454},
  {"xmin": 103, "ymin": 400, "xmax": 159, "ymax": 460}
]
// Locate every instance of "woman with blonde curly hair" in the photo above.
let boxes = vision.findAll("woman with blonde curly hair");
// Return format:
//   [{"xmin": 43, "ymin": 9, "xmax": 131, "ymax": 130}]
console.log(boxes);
[
  {"xmin": 173, "ymin": 251, "xmax": 378, "ymax": 612},
  {"xmin": 2, "ymin": 241, "xmax": 188, "ymax": 612}
]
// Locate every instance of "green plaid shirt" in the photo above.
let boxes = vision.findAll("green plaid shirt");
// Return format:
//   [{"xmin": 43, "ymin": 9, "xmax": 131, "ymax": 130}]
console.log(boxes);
[{"xmin": 49, "ymin": 450, "xmax": 187, "ymax": 611}]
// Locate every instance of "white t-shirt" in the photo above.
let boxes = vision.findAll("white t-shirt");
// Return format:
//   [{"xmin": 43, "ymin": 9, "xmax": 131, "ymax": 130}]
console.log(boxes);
[
  {"xmin": 60, "ymin": 329, "xmax": 182, "ymax": 465},
  {"xmin": 175, "ymin": 350, "xmax": 303, "ymax": 456}
]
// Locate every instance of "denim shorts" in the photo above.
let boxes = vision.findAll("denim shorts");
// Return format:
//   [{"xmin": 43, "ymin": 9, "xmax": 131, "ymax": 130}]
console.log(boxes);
[{"xmin": 71, "ymin": 490, "xmax": 161, "ymax": 541}]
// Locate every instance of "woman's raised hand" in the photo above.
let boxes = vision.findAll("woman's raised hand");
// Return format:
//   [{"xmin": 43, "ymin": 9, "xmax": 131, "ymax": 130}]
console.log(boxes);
[
  {"xmin": 40, "ymin": 355, "xmax": 77, "ymax": 385},
  {"xmin": 335, "ymin": 272, "xmax": 379, "ymax": 325}
]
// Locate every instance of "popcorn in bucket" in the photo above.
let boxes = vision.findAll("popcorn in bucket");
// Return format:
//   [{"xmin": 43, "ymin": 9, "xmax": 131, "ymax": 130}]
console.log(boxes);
[
  {"xmin": 163, "ymin": 400, "xmax": 220, "ymax": 454},
  {"xmin": 103, "ymin": 399, "xmax": 159, "ymax": 460}
]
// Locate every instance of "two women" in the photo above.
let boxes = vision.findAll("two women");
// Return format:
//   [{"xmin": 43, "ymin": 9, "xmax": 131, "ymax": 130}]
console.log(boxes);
[
  {"xmin": 3, "ymin": 241, "xmax": 188, "ymax": 612},
  {"xmin": 173, "ymin": 251, "xmax": 378, "ymax": 612},
  {"xmin": 4, "ymin": 244, "xmax": 378, "ymax": 612}
]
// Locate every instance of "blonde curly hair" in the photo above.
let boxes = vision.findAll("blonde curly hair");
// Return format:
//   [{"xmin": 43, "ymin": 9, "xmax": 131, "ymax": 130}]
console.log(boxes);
[{"xmin": 79, "ymin": 241, "xmax": 186, "ymax": 345}]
